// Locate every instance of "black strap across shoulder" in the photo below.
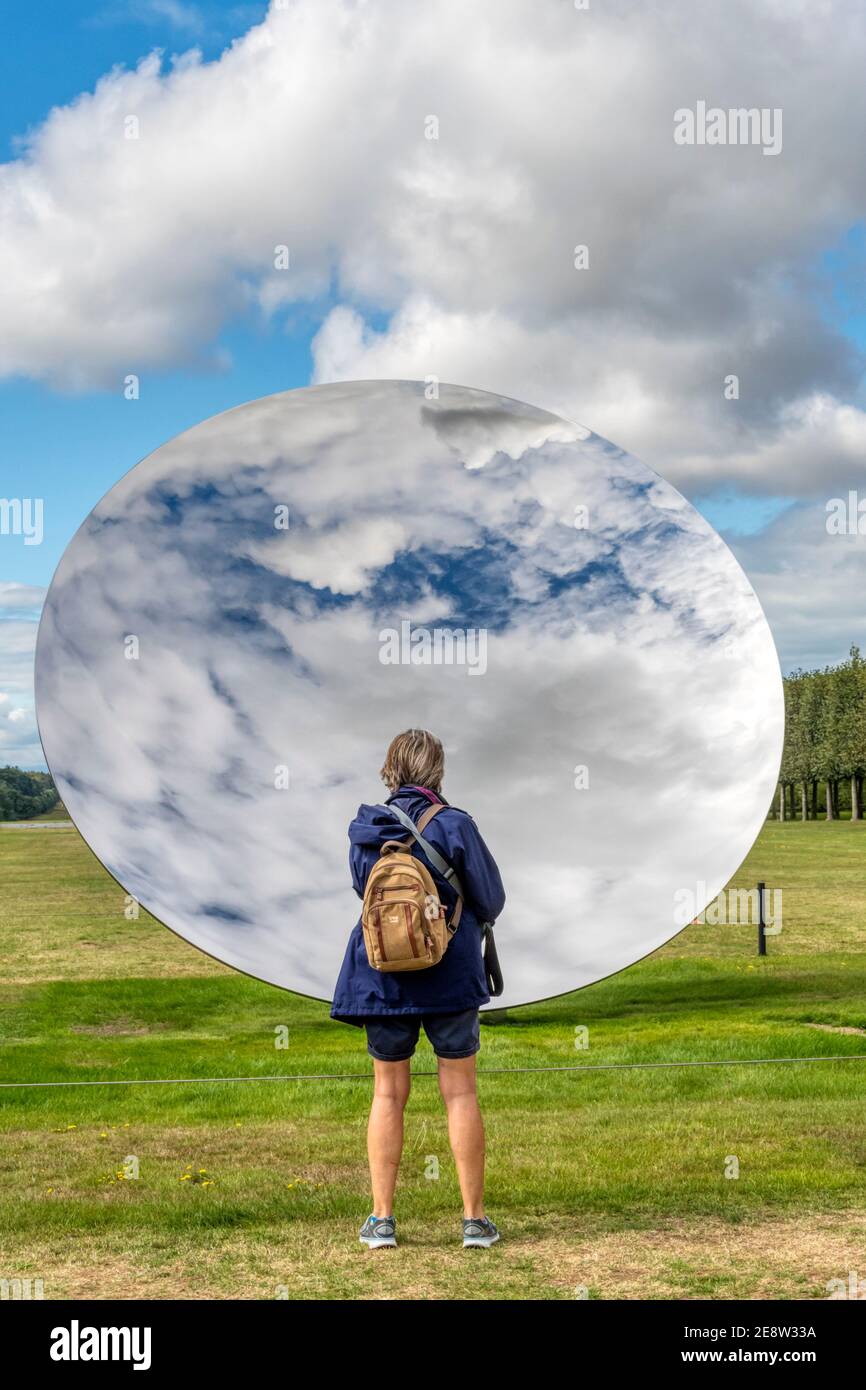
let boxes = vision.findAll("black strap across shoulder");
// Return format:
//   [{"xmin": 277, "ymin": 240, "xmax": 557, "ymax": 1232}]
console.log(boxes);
[{"xmin": 378, "ymin": 801, "xmax": 504, "ymax": 998}]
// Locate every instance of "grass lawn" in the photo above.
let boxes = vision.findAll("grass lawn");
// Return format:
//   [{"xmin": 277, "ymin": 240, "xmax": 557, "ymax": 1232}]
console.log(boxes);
[{"xmin": 0, "ymin": 819, "xmax": 864, "ymax": 1300}]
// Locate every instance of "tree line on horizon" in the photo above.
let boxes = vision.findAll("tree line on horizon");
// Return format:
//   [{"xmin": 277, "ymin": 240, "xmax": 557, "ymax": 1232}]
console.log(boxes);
[
  {"xmin": 776, "ymin": 646, "xmax": 866, "ymax": 821},
  {"xmin": 0, "ymin": 766, "xmax": 59, "ymax": 821}
]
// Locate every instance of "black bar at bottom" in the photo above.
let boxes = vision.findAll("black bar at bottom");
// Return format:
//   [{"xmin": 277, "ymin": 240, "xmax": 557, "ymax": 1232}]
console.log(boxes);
[{"xmin": 7, "ymin": 1295, "xmax": 860, "ymax": 1373}]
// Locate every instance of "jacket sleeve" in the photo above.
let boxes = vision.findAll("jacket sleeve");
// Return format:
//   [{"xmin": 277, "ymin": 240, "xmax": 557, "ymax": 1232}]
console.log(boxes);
[
  {"xmin": 441, "ymin": 811, "xmax": 506, "ymax": 924},
  {"xmin": 349, "ymin": 841, "xmax": 366, "ymax": 900}
]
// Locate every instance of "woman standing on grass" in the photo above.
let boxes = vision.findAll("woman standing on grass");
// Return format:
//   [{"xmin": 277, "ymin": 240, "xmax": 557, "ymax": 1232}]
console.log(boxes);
[{"xmin": 331, "ymin": 729, "xmax": 506, "ymax": 1250}]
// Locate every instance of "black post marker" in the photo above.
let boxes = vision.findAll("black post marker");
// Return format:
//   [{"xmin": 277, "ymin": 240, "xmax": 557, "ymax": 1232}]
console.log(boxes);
[{"xmin": 757, "ymin": 880, "xmax": 767, "ymax": 956}]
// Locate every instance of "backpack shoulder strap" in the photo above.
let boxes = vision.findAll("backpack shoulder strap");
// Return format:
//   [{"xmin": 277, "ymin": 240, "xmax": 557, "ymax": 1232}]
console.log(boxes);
[
  {"xmin": 416, "ymin": 804, "xmax": 444, "ymax": 834},
  {"xmin": 382, "ymin": 803, "xmax": 466, "ymax": 900},
  {"xmin": 416, "ymin": 807, "xmax": 462, "ymax": 926}
]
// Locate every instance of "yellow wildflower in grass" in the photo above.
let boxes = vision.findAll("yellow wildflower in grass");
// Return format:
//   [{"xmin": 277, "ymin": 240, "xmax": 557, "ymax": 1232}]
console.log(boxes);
[{"xmin": 179, "ymin": 1166, "xmax": 215, "ymax": 1187}]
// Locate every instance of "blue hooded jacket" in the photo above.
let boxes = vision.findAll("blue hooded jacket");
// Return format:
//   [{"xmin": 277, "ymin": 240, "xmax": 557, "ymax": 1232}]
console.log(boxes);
[{"xmin": 330, "ymin": 786, "xmax": 505, "ymax": 1023}]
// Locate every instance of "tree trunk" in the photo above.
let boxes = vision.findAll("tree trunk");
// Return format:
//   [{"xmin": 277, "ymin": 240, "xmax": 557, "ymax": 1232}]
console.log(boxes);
[
  {"xmin": 779, "ymin": 783, "xmax": 786, "ymax": 821},
  {"xmin": 811, "ymin": 779, "xmax": 818, "ymax": 819},
  {"xmin": 826, "ymin": 779, "xmax": 835, "ymax": 820},
  {"xmin": 852, "ymin": 775, "xmax": 861, "ymax": 821},
  {"xmin": 801, "ymin": 783, "xmax": 808, "ymax": 820}
]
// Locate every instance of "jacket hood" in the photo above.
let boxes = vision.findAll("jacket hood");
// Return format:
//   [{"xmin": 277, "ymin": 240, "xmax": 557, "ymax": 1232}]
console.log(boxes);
[{"xmin": 348, "ymin": 789, "xmax": 448, "ymax": 850}]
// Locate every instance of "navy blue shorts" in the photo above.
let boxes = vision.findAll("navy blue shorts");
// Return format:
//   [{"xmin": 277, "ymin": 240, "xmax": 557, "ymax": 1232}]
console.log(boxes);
[{"xmin": 363, "ymin": 1009, "xmax": 480, "ymax": 1062}]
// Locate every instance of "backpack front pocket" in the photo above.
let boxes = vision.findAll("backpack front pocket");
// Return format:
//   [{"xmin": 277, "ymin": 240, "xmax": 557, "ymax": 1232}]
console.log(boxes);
[{"xmin": 366, "ymin": 895, "xmax": 433, "ymax": 970}]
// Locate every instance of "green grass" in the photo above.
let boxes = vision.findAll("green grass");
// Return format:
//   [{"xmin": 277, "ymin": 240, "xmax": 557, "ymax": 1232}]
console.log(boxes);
[
  {"xmin": 669, "ymin": 818, "xmax": 866, "ymax": 955},
  {"xmin": 0, "ymin": 819, "xmax": 865, "ymax": 1299},
  {"xmin": 0, "ymin": 821, "xmax": 227, "ymax": 982}
]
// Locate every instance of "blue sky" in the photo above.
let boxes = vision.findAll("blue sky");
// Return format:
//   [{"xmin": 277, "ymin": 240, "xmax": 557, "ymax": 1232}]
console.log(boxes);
[{"xmin": 2, "ymin": 2, "xmax": 279, "ymax": 589}]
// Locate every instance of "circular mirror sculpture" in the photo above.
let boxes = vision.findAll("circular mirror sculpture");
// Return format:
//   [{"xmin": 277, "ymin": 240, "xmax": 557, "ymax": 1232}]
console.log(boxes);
[{"xmin": 35, "ymin": 381, "xmax": 784, "ymax": 1009}]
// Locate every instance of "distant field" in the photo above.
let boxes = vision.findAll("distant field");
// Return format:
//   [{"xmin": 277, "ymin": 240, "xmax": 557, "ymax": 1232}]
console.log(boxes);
[
  {"xmin": 0, "ymin": 819, "xmax": 864, "ymax": 1300},
  {"xmin": 671, "ymin": 819, "xmax": 866, "ymax": 956},
  {"xmin": 3, "ymin": 816, "xmax": 863, "ymax": 983}
]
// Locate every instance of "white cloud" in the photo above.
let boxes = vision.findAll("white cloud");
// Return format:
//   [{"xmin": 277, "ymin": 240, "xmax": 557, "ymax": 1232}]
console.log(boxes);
[
  {"xmin": 241, "ymin": 516, "xmax": 409, "ymax": 594},
  {"xmin": 0, "ymin": 0, "xmax": 863, "ymax": 500},
  {"xmin": 733, "ymin": 499, "xmax": 866, "ymax": 672},
  {"xmin": 0, "ymin": 583, "xmax": 44, "ymax": 765},
  {"xmin": 700, "ymin": 394, "xmax": 866, "ymax": 497},
  {"xmin": 0, "ymin": 581, "xmax": 45, "ymax": 614}
]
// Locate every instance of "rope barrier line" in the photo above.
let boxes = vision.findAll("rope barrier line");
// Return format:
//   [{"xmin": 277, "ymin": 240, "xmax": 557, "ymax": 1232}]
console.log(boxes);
[{"xmin": 1, "ymin": 1053, "xmax": 865, "ymax": 1089}]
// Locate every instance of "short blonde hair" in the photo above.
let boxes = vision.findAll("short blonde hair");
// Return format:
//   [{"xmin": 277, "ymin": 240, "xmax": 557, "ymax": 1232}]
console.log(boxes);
[{"xmin": 380, "ymin": 729, "xmax": 445, "ymax": 794}]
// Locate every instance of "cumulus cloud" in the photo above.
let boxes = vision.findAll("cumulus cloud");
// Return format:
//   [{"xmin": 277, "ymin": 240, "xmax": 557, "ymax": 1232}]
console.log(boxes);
[
  {"xmin": 241, "ymin": 516, "xmax": 410, "ymax": 594},
  {"xmin": 0, "ymin": 583, "xmax": 44, "ymax": 764},
  {"xmin": 732, "ymin": 498, "xmax": 866, "ymax": 672},
  {"xmin": 0, "ymin": 0, "xmax": 864, "ymax": 501}
]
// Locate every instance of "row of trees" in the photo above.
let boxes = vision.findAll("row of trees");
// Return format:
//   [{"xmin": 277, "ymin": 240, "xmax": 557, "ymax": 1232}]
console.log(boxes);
[
  {"xmin": 0, "ymin": 766, "xmax": 59, "ymax": 821},
  {"xmin": 775, "ymin": 646, "xmax": 866, "ymax": 820}
]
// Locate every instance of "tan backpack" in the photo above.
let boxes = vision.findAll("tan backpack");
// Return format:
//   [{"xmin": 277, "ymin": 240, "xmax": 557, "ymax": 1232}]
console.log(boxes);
[{"xmin": 361, "ymin": 804, "xmax": 463, "ymax": 973}]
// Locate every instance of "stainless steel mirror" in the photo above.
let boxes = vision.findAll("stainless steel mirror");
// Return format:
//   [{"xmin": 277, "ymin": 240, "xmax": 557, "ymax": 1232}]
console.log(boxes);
[{"xmin": 35, "ymin": 381, "xmax": 783, "ymax": 1007}]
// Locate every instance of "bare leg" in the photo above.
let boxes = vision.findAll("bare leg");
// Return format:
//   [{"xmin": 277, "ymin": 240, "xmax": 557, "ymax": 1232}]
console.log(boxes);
[
  {"xmin": 437, "ymin": 1055, "xmax": 485, "ymax": 1218},
  {"xmin": 367, "ymin": 1058, "xmax": 411, "ymax": 1217}
]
